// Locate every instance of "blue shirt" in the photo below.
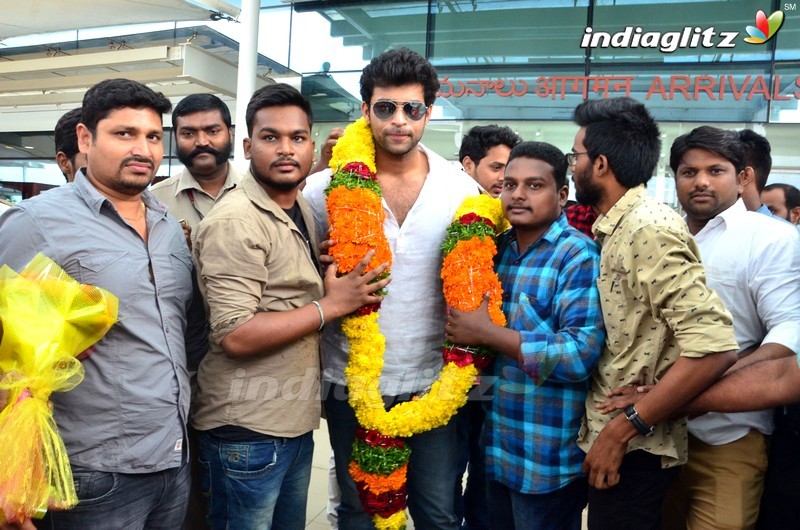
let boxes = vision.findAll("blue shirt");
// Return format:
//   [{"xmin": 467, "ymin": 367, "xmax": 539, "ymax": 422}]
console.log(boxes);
[
  {"xmin": 0, "ymin": 172, "xmax": 204, "ymax": 473},
  {"xmin": 486, "ymin": 213, "xmax": 605, "ymax": 494}
]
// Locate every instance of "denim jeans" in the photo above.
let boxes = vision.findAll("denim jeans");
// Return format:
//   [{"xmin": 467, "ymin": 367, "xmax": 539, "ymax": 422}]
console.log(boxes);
[
  {"xmin": 37, "ymin": 462, "xmax": 189, "ymax": 530},
  {"xmin": 324, "ymin": 383, "xmax": 461, "ymax": 530},
  {"xmin": 454, "ymin": 398, "xmax": 489, "ymax": 530},
  {"xmin": 486, "ymin": 476, "xmax": 587, "ymax": 530},
  {"xmin": 196, "ymin": 430, "xmax": 313, "ymax": 530}
]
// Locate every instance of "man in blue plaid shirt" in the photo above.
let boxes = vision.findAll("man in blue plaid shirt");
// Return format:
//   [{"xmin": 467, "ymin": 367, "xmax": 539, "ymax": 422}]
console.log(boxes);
[{"xmin": 446, "ymin": 141, "xmax": 605, "ymax": 529}]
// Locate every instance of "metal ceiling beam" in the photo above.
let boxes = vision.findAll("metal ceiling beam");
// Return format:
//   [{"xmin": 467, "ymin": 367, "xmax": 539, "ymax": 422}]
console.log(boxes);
[
  {"xmin": 0, "ymin": 66, "xmax": 184, "ymax": 94},
  {"xmin": 0, "ymin": 43, "xmax": 275, "ymax": 106},
  {"xmin": 0, "ymin": 81, "xmax": 213, "ymax": 107},
  {"xmin": 0, "ymin": 46, "xmax": 178, "ymax": 75},
  {"xmin": 179, "ymin": 43, "xmax": 271, "ymax": 97}
]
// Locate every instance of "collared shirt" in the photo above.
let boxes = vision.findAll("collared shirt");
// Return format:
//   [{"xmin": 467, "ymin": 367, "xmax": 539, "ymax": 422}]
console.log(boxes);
[
  {"xmin": 0, "ymin": 171, "xmax": 197, "ymax": 473},
  {"xmin": 688, "ymin": 199, "xmax": 800, "ymax": 444},
  {"xmin": 577, "ymin": 185, "xmax": 738, "ymax": 468},
  {"xmin": 487, "ymin": 214, "xmax": 605, "ymax": 494},
  {"xmin": 192, "ymin": 171, "xmax": 324, "ymax": 437},
  {"xmin": 303, "ymin": 145, "xmax": 479, "ymax": 395},
  {"xmin": 755, "ymin": 202, "xmax": 792, "ymax": 224},
  {"xmin": 150, "ymin": 164, "xmax": 241, "ymax": 240}
]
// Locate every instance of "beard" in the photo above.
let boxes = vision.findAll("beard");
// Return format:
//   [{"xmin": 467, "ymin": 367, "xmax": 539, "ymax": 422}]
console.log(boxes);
[
  {"xmin": 373, "ymin": 128, "xmax": 420, "ymax": 157},
  {"xmin": 177, "ymin": 141, "xmax": 232, "ymax": 171},
  {"xmin": 109, "ymin": 156, "xmax": 155, "ymax": 194},
  {"xmin": 573, "ymin": 168, "xmax": 603, "ymax": 208},
  {"xmin": 250, "ymin": 162, "xmax": 305, "ymax": 191}
]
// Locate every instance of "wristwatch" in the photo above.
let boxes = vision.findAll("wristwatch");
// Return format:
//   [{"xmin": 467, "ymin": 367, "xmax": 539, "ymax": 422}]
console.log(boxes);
[{"xmin": 624, "ymin": 404, "xmax": 655, "ymax": 437}]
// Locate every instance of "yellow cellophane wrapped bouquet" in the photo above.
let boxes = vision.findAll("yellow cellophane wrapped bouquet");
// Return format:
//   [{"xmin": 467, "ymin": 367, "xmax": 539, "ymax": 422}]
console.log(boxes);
[{"xmin": 0, "ymin": 253, "xmax": 118, "ymax": 524}]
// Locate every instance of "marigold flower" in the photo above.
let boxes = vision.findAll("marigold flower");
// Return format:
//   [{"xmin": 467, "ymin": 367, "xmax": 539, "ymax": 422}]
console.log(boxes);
[
  {"xmin": 350, "ymin": 461, "xmax": 409, "ymax": 495},
  {"xmin": 328, "ymin": 117, "xmax": 510, "ymax": 530}
]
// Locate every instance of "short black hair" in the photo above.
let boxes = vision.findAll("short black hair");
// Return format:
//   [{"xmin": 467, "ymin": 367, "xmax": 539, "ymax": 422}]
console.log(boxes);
[
  {"xmin": 54, "ymin": 107, "xmax": 82, "ymax": 160},
  {"xmin": 507, "ymin": 141, "xmax": 569, "ymax": 189},
  {"xmin": 172, "ymin": 93, "xmax": 232, "ymax": 130},
  {"xmin": 573, "ymin": 97, "xmax": 661, "ymax": 188},
  {"xmin": 458, "ymin": 125, "xmax": 521, "ymax": 165},
  {"xmin": 245, "ymin": 83, "xmax": 313, "ymax": 136},
  {"xmin": 81, "ymin": 78, "xmax": 171, "ymax": 135},
  {"xmin": 738, "ymin": 129, "xmax": 772, "ymax": 192},
  {"xmin": 360, "ymin": 48, "xmax": 440, "ymax": 106},
  {"xmin": 764, "ymin": 183, "xmax": 800, "ymax": 210},
  {"xmin": 670, "ymin": 126, "xmax": 745, "ymax": 175}
]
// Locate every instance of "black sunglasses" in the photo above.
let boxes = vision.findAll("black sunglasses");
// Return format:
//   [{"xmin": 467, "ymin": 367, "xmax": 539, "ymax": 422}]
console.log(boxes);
[{"xmin": 371, "ymin": 100, "xmax": 428, "ymax": 121}]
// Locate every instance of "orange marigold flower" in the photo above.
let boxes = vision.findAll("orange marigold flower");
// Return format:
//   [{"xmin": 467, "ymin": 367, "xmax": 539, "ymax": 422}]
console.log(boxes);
[
  {"xmin": 442, "ymin": 237, "xmax": 506, "ymax": 327},
  {"xmin": 349, "ymin": 461, "xmax": 409, "ymax": 495},
  {"xmin": 327, "ymin": 187, "xmax": 392, "ymax": 274}
]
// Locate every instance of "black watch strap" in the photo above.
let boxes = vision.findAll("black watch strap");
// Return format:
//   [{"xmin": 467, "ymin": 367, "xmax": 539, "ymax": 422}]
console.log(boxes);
[{"xmin": 624, "ymin": 404, "xmax": 655, "ymax": 437}]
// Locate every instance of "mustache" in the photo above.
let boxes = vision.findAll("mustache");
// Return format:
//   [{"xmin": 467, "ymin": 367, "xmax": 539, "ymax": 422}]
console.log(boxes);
[
  {"xmin": 270, "ymin": 157, "xmax": 300, "ymax": 169},
  {"xmin": 689, "ymin": 190, "xmax": 716, "ymax": 199},
  {"xmin": 186, "ymin": 146, "xmax": 224, "ymax": 159},
  {"xmin": 120, "ymin": 156, "xmax": 154, "ymax": 169}
]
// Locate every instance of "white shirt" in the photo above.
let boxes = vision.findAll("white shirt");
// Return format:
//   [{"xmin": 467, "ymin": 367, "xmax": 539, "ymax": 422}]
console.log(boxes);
[
  {"xmin": 688, "ymin": 199, "xmax": 800, "ymax": 445},
  {"xmin": 303, "ymin": 144, "xmax": 479, "ymax": 395}
]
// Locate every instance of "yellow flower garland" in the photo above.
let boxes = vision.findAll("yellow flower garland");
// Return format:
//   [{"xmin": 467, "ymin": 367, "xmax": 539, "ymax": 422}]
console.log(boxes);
[{"xmin": 327, "ymin": 117, "xmax": 507, "ymax": 530}]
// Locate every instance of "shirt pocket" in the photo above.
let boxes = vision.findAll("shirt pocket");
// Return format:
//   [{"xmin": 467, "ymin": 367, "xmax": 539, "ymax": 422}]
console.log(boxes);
[
  {"xmin": 77, "ymin": 251, "xmax": 131, "ymax": 310},
  {"xmin": 514, "ymin": 291, "xmax": 549, "ymax": 333},
  {"xmin": 163, "ymin": 251, "xmax": 193, "ymax": 307}
]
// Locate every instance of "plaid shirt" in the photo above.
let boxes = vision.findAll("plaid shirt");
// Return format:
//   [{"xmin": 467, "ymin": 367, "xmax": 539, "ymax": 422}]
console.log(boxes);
[
  {"xmin": 564, "ymin": 202, "xmax": 597, "ymax": 238},
  {"xmin": 486, "ymin": 214, "xmax": 605, "ymax": 494}
]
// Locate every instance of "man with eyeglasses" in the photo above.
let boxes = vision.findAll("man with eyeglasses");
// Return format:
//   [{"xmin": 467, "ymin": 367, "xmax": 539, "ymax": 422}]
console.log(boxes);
[
  {"xmin": 304, "ymin": 47, "xmax": 479, "ymax": 530},
  {"xmin": 568, "ymin": 98, "xmax": 738, "ymax": 530}
]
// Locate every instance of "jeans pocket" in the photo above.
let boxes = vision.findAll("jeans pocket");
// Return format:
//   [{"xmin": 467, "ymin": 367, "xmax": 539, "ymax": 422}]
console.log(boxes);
[
  {"xmin": 72, "ymin": 470, "xmax": 118, "ymax": 505},
  {"xmin": 220, "ymin": 440, "xmax": 279, "ymax": 480},
  {"xmin": 197, "ymin": 456, "xmax": 211, "ymax": 498}
]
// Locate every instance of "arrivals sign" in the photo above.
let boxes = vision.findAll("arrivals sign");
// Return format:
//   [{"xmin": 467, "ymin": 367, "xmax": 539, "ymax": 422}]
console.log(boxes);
[
  {"xmin": 438, "ymin": 9, "xmax": 796, "ymax": 103},
  {"xmin": 437, "ymin": 74, "xmax": 800, "ymax": 102}
]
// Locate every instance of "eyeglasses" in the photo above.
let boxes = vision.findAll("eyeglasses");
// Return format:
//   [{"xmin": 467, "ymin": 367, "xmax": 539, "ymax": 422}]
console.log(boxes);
[
  {"xmin": 371, "ymin": 100, "xmax": 428, "ymax": 121},
  {"xmin": 566, "ymin": 151, "xmax": 588, "ymax": 167}
]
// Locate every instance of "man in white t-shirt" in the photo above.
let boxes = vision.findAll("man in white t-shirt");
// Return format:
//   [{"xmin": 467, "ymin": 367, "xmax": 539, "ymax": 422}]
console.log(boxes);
[{"xmin": 303, "ymin": 48, "xmax": 478, "ymax": 530}]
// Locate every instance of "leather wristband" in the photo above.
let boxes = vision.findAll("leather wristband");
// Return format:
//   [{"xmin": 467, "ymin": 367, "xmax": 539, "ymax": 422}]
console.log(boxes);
[{"xmin": 624, "ymin": 404, "xmax": 655, "ymax": 437}]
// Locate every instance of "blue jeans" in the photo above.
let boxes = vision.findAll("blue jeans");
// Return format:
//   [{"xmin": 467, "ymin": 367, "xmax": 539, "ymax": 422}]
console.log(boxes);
[
  {"xmin": 486, "ymin": 476, "xmax": 587, "ymax": 530},
  {"xmin": 37, "ymin": 462, "xmax": 189, "ymax": 529},
  {"xmin": 454, "ymin": 398, "xmax": 489, "ymax": 530},
  {"xmin": 324, "ymin": 383, "xmax": 461, "ymax": 530},
  {"xmin": 196, "ymin": 430, "xmax": 313, "ymax": 530}
]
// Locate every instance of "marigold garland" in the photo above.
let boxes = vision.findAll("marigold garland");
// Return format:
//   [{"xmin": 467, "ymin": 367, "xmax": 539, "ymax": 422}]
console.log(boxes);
[
  {"xmin": 349, "ymin": 461, "xmax": 408, "ymax": 494},
  {"xmin": 326, "ymin": 117, "xmax": 507, "ymax": 530}
]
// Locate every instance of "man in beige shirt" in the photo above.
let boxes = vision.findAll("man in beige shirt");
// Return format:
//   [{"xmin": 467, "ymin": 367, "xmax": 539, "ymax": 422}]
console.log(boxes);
[
  {"xmin": 150, "ymin": 93, "xmax": 241, "ymax": 244},
  {"xmin": 569, "ymin": 97, "xmax": 738, "ymax": 530},
  {"xmin": 191, "ymin": 84, "xmax": 389, "ymax": 530}
]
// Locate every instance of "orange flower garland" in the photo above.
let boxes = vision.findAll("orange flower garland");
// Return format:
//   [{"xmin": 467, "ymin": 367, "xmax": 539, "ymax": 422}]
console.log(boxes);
[
  {"xmin": 326, "ymin": 185, "xmax": 391, "ymax": 274},
  {"xmin": 349, "ymin": 461, "xmax": 408, "ymax": 495},
  {"xmin": 326, "ymin": 117, "xmax": 508, "ymax": 530},
  {"xmin": 441, "ymin": 236, "xmax": 506, "ymax": 326}
]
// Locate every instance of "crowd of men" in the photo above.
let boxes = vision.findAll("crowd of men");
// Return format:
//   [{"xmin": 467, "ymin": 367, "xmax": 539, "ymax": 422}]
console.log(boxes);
[{"xmin": 1, "ymin": 46, "xmax": 799, "ymax": 530}]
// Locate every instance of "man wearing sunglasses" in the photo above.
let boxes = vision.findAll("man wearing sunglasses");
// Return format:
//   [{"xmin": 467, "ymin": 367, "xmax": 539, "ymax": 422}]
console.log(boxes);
[{"xmin": 304, "ymin": 47, "xmax": 479, "ymax": 530}]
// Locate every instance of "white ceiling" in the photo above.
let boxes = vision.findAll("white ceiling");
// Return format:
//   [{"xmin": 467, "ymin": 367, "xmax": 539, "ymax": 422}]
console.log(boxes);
[
  {"xmin": 0, "ymin": 2, "xmax": 289, "ymax": 133},
  {"xmin": 0, "ymin": 0, "xmax": 239, "ymax": 40}
]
